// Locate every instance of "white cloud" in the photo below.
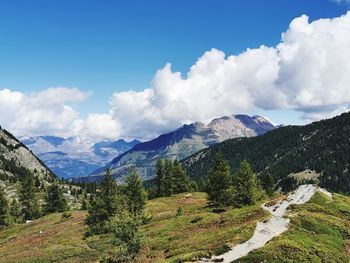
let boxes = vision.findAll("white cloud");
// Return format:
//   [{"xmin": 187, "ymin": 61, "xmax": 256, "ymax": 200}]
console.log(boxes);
[
  {"xmin": 332, "ymin": 0, "xmax": 350, "ymax": 4},
  {"xmin": 1, "ymin": 12, "xmax": 350, "ymax": 141},
  {"xmin": 108, "ymin": 11, "xmax": 350, "ymax": 139}
]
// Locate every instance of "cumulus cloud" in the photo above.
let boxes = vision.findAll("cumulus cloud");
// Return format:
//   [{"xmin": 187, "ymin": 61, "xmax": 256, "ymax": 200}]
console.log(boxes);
[
  {"xmin": 108, "ymin": 11, "xmax": 350, "ymax": 139},
  {"xmin": 1, "ymin": 12, "xmax": 350, "ymax": 141},
  {"xmin": 0, "ymin": 87, "xmax": 119, "ymax": 142}
]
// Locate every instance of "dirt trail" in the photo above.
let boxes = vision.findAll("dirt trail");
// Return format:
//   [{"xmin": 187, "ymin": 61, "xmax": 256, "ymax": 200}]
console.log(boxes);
[{"xmin": 201, "ymin": 184, "xmax": 332, "ymax": 263}]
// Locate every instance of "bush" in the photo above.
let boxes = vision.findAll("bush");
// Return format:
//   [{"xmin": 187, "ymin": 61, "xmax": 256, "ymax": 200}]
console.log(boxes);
[{"xmin": 61, "ymin": 211, "xmax": 72, "ymax": 219}]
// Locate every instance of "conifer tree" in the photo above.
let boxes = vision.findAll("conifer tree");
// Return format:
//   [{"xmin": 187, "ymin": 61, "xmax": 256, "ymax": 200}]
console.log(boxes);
[
  {"xmin": 172, "ymin": 160, "xmax": 191, "ymax": 193},
  {"xmin": 155, "ymin": 159, "xmax": 165, "ymax": 197},
  {"xmin": 0, "ymin": 186, "xmax": 8, "ymax": 226},
  {"xmin": 164, "ymin": 160, "xmax": 174, "ymax": 196},
  {"xmin": 232, "ymin": 160, "xmax": 260, "ymax": 207},
  {"xmin": 206, "ymin": 152, "xmax": 232, "ymax": 206},
  {"xmin": 9, "ymin": 199, "xmax": 22, "ymax": 224},
  {"xmin": 124, "ymin": 168, "xmax": 147, "ymax": 217},
  {"xmin": 261, "ymin": 173, "xmax": 275, "ymax": 196},
  {"xmin": 19, "ymin": 173, "xmax": 40, "ymax": 220},
  {"xmin": 85, "ymin": 195, "xmax": 110, "ymax": 236},
  {"xmin": 44, "ymin": 183, "xmax": 68, "ymax": 213},
  {"xmin": 100, "ymin": 169, "xmax": 119, "ymax": 217}
]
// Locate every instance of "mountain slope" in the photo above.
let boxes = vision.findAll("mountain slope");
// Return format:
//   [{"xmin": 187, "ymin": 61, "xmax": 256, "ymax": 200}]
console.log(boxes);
[
  {"xmin": 0, "ymin": 189, "xmax": 349, "ymax": 262},
  {"xmin": 0, "ymin": 126, "xmax": 56, "ymax": 200},
  {"xmin": 85, "ymin": 115, "xmax": 275, "ymax": 181},
  {"xmin": 183, "ymin": 111, "xmax": 350, "ymax": 194},
  {"xmin": 21, "ymin": 136, "xmax": 140, "ymax": 179}
]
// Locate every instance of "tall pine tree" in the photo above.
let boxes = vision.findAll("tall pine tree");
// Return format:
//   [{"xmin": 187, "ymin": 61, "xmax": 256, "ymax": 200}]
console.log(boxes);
[
  {"xmin": 232, "ymin": 160, "xmax": 261, "ymax": 207},
  {"xmin": 19, "ymin": 173, "xmax": 40, "ymax": 220},
  {"xmin": 206, "ymin": 152, "xmax": 232, "ymax": 206},
  {"xmin": 124, "ymin": 168, "xmax": 147, "ymax": 217},
  {"xmin": 155, "ymin": 159, "xmax": 165, "ymax": 197},
  {"xmin": 172, "ymin": 160, "xmax": 191, "ymax": 193},
  {"xmin": 44, "ymin": 183, "xmax": 68, "ymax": 213},
  {"xmin": 100, "ymin": 169, "xmax": 119, "ymax": 217}
]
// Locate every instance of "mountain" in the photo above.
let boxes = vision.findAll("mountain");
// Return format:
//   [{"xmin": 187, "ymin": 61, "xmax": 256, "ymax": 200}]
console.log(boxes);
[
  {"xmin": 183, "ymin": 111, "xmax": 350, "ymax": 194},
  {"xmin": 84, "ymin": 114, "xmax": 275, "ymax": 182},
  {"xmin": 20, "ymin": 136, "xmax": 140, "ymax": 179},
  {"xmin": 0, "ymin": 126, "xmax": 56, "ymax": 198}
]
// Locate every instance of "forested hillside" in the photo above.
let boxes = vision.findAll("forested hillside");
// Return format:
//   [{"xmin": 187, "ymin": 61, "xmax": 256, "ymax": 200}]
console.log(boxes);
[{"xmin": 183, "ymin": 112, "xmax": 350, "ymax": 194}]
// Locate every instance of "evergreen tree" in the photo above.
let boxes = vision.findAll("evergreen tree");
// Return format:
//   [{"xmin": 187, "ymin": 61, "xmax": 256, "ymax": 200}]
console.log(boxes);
[
  {"xmin": 172, "ymin": 160, "xmax": 191, "ymax": 193},
  {"xmin": 9, "ymin": 199, "xmax": 22, "ymax": 224},
  {"xmin": 261, "ymin": 173, "xmax": 275, "ymax": 196},
  {"xmin": 232, "ymin": 160, "xmax": 261, "ymax": 207},
  {"xmin": 44, "ymin": 183, "xmax": 68, "ymax": 213},
  {"xmin": 19, "ymin": 173, "xmax": 40, "ymax": 220},
  {"xmin": 100, "ymin": 169, "xmax": 119, "ymax": 217},
  {"xmin": 164, "ymin": 160, "xmax": 174, "ymax": 196},
  {"xmin": 85, "ymin": 195, "xmax": 110, "ymax": 236},
  {"xmin": 155, "ymin": 159, "xmax": 165, "ymax": 197},
  {"xmin": 85, "ymin": 169, "xmax": 125, "ymax": 236},
  {"xmin": 0, "ymin": 186, "xmax": 8, "ymax": 226},
  {"xmin": 124, "ymin": 169, "xmax": 147, "ymax": 217},
  {"xmin": 206, "ymin": 152, "xmax": 232, "ymax": 206}
]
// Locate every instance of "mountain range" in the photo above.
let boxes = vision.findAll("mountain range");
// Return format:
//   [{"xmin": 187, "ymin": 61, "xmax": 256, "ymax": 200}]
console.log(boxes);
[
  {"xmin": 183, "ymin": 111, "xmax": 350, "ymax": 194},
  {"xmin": 84, "ymin": 114, "xmax": 275, "ymax": 181},
  {"xmin": 20, "ymin": 135, "xmax": 140, "ymax": 179}
]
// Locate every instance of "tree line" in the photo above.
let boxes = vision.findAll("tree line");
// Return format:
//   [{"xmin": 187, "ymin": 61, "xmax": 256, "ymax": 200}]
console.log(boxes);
[
  {"xmin": 205, "ymin": 152, "xmax": 274, "ymax": 207},
  {"xmin": 0, "ymin": 172, "xmax": 68, "ymax": 226}
]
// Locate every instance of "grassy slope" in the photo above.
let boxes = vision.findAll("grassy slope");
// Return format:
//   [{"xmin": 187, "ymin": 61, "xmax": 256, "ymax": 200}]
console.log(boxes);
[
  {"xmin": 0, "ymin": 191, "xmax": 349, "ymax": 263},
  {"xmin": 0, "ymin": 193, "xmax": 269, "ymax": 263}
]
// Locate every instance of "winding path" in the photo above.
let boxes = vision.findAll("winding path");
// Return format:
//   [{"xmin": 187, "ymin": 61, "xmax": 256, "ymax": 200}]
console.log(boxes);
[{"xmin": 201, "ymin": 184, "xmax": 332, "ymax": 263}]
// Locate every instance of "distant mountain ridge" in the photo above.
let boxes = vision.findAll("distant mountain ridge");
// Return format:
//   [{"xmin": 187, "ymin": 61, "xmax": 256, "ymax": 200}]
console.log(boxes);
[
  {"xmin": 20, "ymin": 135, "xmax": 140, "ymax": 179},
  {"xmin": 82, "ymin": 114, "xmax": 275, "ymax": 182},
  {"xmin": 183, "ymin": 111, "xmax": 350, "ymax": 194}
]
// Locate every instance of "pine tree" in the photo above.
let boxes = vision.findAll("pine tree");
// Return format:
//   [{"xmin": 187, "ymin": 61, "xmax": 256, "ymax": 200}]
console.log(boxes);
[
  {"xmin": 44, "ymin": 183, "xmax": 68, "ymax": 213},
  {"xmin": 85, "ymin": 169, "xmax": 124, "ymax": 236},
  {"xmin": 261, "ymin": 173, "xmax": 275, "ymax": 196},
  {"xmin": 100, "ymin": 169, "xmax": 119, "ymax": 217},
  {"xmin": 19, "ymin": 173, "xmax": 40, "ymax": 220},
  {"xmin": 124, "ymin": 168, "xmax": 147, "ymax": 217},
  {"xmin": 0, "ymin": 186, "xmax": 8, "ymax": 226},
  {"xmin": 232, "ymin": 160, "xmax": 260, "ymax": 207},
  {"xmin": 172, "ymin": 160, "xmax": 191, "ymax": 193},
  {"xmin": 9, "ymin": 199, "xmax": 22, "ymax": 224},
  {"xmin": 164, "ymin": 160, "xmax": 174, "ymax": 196},
  {"xmin": 206, "ymin": 152, "xmax": 232, "ymax": 206},
  {"xmin": 85, "ymin": 195, "xmax": 110, "ymax": 236},
  {"xmin": 155, "ymin": 159, "xmax": 165, "ymax": 197}
]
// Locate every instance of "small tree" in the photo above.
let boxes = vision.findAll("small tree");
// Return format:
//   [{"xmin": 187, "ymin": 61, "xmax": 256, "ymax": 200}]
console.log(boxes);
[
  {"xmin": 85, "ymin": 195, "xmax": 110, "ymax": 236},
  {"xmin": 206, "ymin": 152, "xmax": 232, "ymax": 206},
  {"xmin": 106, "ymin": 215, "xmax": 144, "ymax": 262},
  {"xmin": 232, "ymin": 160, "xmax": 260, "ymax": 207},
  {"xmin": 0, "ymin": 186, "xmax": 8, "ymax": 226},
  {"xmin": 9, "ymin": 199, "xmax": 22, "ymax": 224},
  {"xmin": 19, "ymin": 173, "xmax": 40, "ymax": 220},
  {"xmin": 44, "ymin": 183, "xmax": 68, "ymax": 213},
  {"xmin": 124, "ymin": 168, "xmax": 147, "ymax": 217}
]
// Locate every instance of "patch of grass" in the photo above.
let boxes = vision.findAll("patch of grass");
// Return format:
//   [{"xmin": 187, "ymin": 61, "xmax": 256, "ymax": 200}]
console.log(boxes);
[{"xmin": 237, "ymin": 192, "xmax": 350, "ymax": 263}]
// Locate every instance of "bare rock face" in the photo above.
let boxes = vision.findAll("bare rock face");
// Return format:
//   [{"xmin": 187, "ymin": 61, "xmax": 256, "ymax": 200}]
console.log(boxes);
[{"xmin": 0, "ymin": 128, "xmax": 53, "ymax": 180}]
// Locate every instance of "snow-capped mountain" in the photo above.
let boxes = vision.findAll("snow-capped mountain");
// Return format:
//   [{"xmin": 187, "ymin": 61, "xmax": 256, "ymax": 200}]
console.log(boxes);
[
  {"xmin": 84, "ymin": 114, "xmax": 275, "ymax": 182},
  {"xmin": 20, "ymin": 135, "xmax": 140, "ymax": 179}
]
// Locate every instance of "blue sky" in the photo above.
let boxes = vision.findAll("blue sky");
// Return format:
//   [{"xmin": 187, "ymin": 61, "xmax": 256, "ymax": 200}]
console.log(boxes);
[{"xmin": 0, "ymin": 0, "xmax": 350, "ymax": 140}]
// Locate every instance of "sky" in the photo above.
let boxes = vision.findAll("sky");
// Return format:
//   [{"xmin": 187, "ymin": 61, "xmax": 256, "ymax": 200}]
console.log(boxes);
[{"xmin": 0, "ymin": 0, "xmax": 350, "ymax": 141}]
